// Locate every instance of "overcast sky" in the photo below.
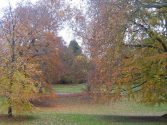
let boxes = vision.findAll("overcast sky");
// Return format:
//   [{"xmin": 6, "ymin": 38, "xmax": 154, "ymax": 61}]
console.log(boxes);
[
  {"xmin": 0, "ymin": 0, "xmax": 83, "ymax": 45},
  {"xmin": 0, "ymin": 0, "xmax": 38, "ymax": 10}
]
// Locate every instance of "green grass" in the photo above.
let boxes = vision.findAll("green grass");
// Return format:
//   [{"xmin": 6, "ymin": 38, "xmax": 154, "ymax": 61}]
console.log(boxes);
[
  {"xmin": 52, "ymin": 84, "xmax": 86, "ymax": 93},
  {"xmin": 1, "ymin": 101, "xmax": 167, "ymax": 125},
  {"xmin": 1, "ymin": 83, "xmax": 167, "ymax": 125},
  {"xmin": 0, "ymin": 110, "xmax": 167, "ymax": 125},
  {"xmin": 43, "ymin": 101, "xmax": 167, "ymax": 116},
  {"xmin": 0, "ymin": 112, "xmax": 110, "ymax": 125}
]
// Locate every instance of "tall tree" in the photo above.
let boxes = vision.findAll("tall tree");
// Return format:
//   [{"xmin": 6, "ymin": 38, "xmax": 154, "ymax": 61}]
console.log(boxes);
[
  {"xmin": 69, "ymin": 40, "xmax": 82, "ymax": 55},
  {"xmin": 77, "ymin": 0, "xmax": 167, "ymax": 104},
  {"xmin": 0, "ymin": 0, "xmax": 66, "ymax": 116},
  {"xmin": 0, "ymin": 4, "xmax": 40, "ymax": 117}
]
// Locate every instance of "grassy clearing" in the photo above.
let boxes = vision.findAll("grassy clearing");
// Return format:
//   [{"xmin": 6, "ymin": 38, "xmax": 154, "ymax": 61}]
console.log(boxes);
[
  {"xmin": 52, "ymin": 84, "xmax": 86, "ymax": 93},
  {"xmin": 0, "ymin": 109, "xmax": 167, "ymax": 125},
  {"xmin": 0, "ymin": 113, "xmax": 110, "ymax": 125},
  {"xmin": 43, "ymin": 101, "xmax": 167, "ymax": 116},
  {"xmin": 1, "ymin": 101, "xmax": 167, "ymax": 125},
  {"xmin": 1, "ymin": 84, "xmax": 167, "ymax": 125}
]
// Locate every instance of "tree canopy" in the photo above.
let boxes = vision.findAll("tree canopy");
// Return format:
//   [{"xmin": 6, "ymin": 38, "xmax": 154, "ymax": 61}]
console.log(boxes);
[{"xmin": 75, "ymin": 0, "xmax": 167, "ymax": 104}]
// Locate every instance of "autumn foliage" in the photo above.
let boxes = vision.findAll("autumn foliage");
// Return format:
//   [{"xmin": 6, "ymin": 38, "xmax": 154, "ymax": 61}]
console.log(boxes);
[{"xmin": 0, "ymin": 0, "xmax": 167, "ymax": 118}]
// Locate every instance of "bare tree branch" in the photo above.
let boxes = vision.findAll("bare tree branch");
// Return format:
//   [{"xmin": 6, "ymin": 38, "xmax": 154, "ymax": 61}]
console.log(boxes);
[{"xmin": 135, "ymin": 0, "xmax": 167, "ymax": 9}]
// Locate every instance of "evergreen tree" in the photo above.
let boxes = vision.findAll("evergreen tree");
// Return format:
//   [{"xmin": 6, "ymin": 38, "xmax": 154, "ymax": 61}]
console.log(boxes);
[{"xmin": 69, "ymin": 40, "xmax": 82, "ymax": 55}]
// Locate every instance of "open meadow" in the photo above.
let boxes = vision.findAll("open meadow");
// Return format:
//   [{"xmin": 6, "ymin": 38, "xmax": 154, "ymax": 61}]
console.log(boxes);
[{"xmin": 1, "ymin": 84, "xmax": 167, "ymax": 125}]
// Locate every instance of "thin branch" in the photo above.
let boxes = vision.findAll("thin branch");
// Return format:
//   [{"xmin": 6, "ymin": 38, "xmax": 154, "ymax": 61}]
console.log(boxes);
[
  {"xmin": 133, "ymin": 21, "xmax": 167, "ymax": 52},
  {"xmin": 124, "ymin": 44, "xmax": 160, "ymax": 50},
  {"xmin": 136, "ymin": 0, "xmax": 167, "ymax": 9},
  {"xmin": 143, "ymin": 2, "xmax": 167, "ymax": 9}
]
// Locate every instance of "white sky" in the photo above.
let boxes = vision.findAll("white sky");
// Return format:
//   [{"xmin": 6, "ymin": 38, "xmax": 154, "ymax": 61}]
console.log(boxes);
[
  {"xmin": 0, "ymin": 0, "xmax": 38, "ymax": 9},
  {"xmin": 0, "ymin": 0, "xmax": 84, "ymax": 45}
]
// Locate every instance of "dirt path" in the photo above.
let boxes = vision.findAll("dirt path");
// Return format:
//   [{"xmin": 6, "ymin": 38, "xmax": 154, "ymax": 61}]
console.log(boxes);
[
  {"xmin": 32, "ymin": 92, "xmax": 91, "ymax": 107},
  {"xmin": 56, "ymin": 92, "xmax": 89, "ymax": 98}
]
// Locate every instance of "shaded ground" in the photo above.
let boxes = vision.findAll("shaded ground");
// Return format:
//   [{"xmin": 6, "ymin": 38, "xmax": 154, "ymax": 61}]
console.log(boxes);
[
  {"xmin": 100, "ymin": 115, "xmax": 167, "ymax": 123},
  {"xmin": 1, "ymin": 113, "xmax": 167, "ymax": 125}
]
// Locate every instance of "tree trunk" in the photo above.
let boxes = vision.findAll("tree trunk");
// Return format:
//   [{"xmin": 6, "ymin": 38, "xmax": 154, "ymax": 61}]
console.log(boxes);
[{"xmin": 8, "ymin": 106, "xmax": 13, "ymax": 117}]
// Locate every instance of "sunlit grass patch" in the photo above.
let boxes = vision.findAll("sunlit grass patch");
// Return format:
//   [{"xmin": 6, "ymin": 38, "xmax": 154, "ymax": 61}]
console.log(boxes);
[{"xmin": 52, "ymin": 84, "xmax": 86, "ymax": 93}]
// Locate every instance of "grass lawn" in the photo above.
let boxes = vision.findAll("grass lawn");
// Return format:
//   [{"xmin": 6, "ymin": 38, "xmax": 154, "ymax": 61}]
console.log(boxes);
[
  {"xmin": 1, "ymin": 111, "xmax": 167, "ymax": 125},
  {"xmin": 1, "ymin": 101, "xmax": 167, "ymax": 125},
  {"xmin": 0, "ymin": 111, "xmax": 167, "ymax": 125},
  {"xmin": 1, "ymin": 84, "xmax": 167, "ymax": 125},
  {"xmin": 52, "ymin": 84, "xmax": 86, "ymax": 93}
]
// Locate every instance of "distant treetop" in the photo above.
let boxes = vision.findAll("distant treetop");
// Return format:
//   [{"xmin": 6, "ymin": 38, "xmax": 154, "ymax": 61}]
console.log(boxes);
[{"xmin": 68, "ymin": 40, "xmax": 82, "ymax": 55}]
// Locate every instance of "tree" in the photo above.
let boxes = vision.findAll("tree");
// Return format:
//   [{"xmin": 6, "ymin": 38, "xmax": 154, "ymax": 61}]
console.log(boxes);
[
  {"xmin": 0, "ymin": 0, "xmax": 66, "ymax": 116},
  {"xmin": 71, "ymin": 55, "xmax": 91, "ymax": 84},
  {"xmin": 0, "ymin": 4, "xmax": 40, "ymax": 116},
  {"xmin": 69, "ymin": 40, "xmax": 82, "ymax": 55},
  {"xmin": 76, "ymin": 0, "xmax": 129, "ymax": 101},
  {"xmin": 38, "ymin": 34, "xmax": 66, "ymax": 85},
  {"xmin": 77, "ymin": 0, "xmax": 167, "ymax": 105},
  {"xmin": 119, "ymin": 0, "xmax": 167, "ymax": 104}
]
